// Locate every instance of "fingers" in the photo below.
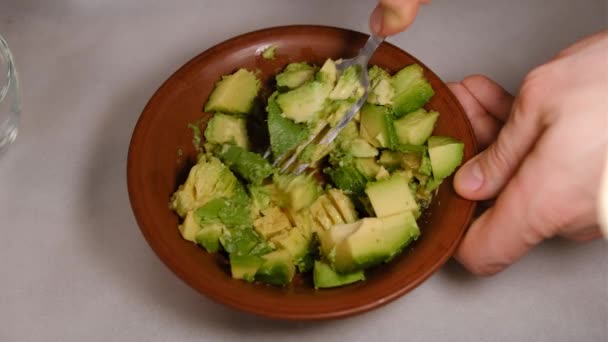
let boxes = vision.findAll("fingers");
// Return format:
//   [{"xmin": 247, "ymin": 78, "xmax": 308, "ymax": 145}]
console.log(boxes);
[
  {"xmin": 454, "ymin": 97, "xmax": 542, "ymax": 200},
  {"xmin": 461, "ymin": 75, "xmax": 514, "ymax": 122},
  {"xmin": 447, "ymin": 82, "xmax": 502, "ymax": 149},
  {"xmin": 455, "ymin": 166, "xmax": 546, "ymax": 276},
  {"xmin": 370, "ymin": 0, "xmax": 429, "ymax": 36}
]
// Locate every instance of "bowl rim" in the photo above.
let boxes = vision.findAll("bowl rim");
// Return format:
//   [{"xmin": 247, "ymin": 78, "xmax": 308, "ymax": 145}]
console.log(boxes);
[{"xmin": 127, "ymin": 24, "xmax": 478, "ymax": 321}]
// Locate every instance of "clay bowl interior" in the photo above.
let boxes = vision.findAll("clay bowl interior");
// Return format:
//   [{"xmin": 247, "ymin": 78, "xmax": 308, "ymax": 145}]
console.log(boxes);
[{"xmin": 127, "ymin": 25, "xmax": 477, "ymax": 320}]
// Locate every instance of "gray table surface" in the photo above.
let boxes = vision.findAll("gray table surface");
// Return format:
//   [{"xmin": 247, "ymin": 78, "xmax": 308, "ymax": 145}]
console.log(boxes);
[{"xmin": 1, "ymin": 1, "xmax": 607, "ymax": 341}]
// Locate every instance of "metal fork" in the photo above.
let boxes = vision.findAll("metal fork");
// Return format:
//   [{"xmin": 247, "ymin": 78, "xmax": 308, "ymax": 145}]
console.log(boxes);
[{"xmin": 272, "ymin": 33, "xmax": 385, "ymax": 175}]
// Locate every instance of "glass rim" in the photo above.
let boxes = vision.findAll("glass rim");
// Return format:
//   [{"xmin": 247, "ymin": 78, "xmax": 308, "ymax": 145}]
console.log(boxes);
[{"xmin": 0, "ymin": 34, "xmax": 16, "ymax": 104}]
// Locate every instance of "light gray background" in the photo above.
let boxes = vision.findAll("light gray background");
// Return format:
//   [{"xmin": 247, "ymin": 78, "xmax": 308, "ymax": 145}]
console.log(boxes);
[{"xmin": 1, "ymin": 1, "xmax": 607, "ymax": 341}]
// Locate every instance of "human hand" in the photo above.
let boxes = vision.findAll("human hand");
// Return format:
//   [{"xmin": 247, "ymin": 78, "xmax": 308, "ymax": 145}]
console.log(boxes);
[
  {"xmin": 447, "ymin": 31, "xmax": 608, "ymax": 276},
  {"xmin": 370, "ymin": 0, "xmax": 430, "ymax": 36}
]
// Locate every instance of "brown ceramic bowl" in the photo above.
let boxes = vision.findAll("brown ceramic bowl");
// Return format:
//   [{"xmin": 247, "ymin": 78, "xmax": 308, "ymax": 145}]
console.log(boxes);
[{"xmin": 127, "ymin": 25, "xmax": 477, "ymax": 320}]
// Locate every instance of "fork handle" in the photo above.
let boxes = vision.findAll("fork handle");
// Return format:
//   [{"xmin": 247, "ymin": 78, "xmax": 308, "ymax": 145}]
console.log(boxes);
[{"xmin": 357, "ymin": 34, "xmax": 385, "ymax": 65}]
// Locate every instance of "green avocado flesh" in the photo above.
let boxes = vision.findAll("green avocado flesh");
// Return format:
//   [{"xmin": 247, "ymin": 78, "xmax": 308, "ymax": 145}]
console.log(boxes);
[{"xmin": 170, "ymin": 60, "xmax": 464, "ymax": 288}]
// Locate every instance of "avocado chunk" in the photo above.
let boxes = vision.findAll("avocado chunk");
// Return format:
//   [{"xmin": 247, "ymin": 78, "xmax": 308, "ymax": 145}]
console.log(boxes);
[
  {"xmin": 267, "ymin": 92, "xmax": 309, "ymax": 158},
  {"xmin": 378, "ymin": 150, "xmax": 402, "ymax": 170},
  {"xmin": 274, "ymin": 173, "xmax": 320, "ymax": 212},
  {"xmin": 391, "ymin": 64, "xmax": 435, "ymax": 117},
  {"xmin": 204, "ymin": 113, "xmax": 249, "ymax": 150},
  {"xmin": 365, "ymin": 173, "xmax": 419, "ymax": 218},
  {"xmin": 394, "ymin": 108, "xmax": 439, "ymax": 145},
  {"xmin": 255, "ymin": 249, "xmax": 296, "ymax": 286},
  {"xmin": 170, "ymin": 157, "xmax": 242, "ymax": 218},
  {"xmin": 218, "ymin": 145, "xmax": 273, "ymax": 184},
  {"xmin": 326, "ymin": 189, "xmax": 359, "ymax": 223},
  {"xmin": 276, "ymin": 62, "xmax": 317, "ymax": 89},
  {"xmin": 194, "ymin": 222, "xmax": 223, "ymax": 252},
  {"xmin": 178, "ymin": 210, "xmax": 202, "ymax": 242},
  {"xmin": 354, "ymin": 157, "xmax": 382, "ymax": 179},
  {"xmin": 230, "ymin": 254, "xmax": 264, "ymax": 282},
  {"xmin": 271, "ymin": 227, "xmax": 311, "ymax": 271},
  {"xmin": 325, "ymin": 162, "xmax": 369, "ymax": 195},
  {"xmin": 418, "ymin": 151, "xmax": 432, "ymax": 176},
  {"xmin": 313, "ymin": 261, "xmax": 365, "ymax": 289},
  {"xmin": 309, "ymin": 196, "xmax": 336, "ymax": 231},
  {"xmin": 332, "ymin": 211, "xmax": 420, "ymax": 273},
  {"xmin": 253, "ymin": 207, "xmax": 292, "ymax": 239},
  {"xmin": 261, "ymin": 45, "xmax": 277, "ymax": 60},
  {"xmin": 276, "ymin": 81, "xmax": 331, "ymax": 124},
  {"xmin": 328, "ymin": 65, "xmax": 364, "ymax": 100},
  {"xmin": 316, "ymin": 58, "xmax": 338, "ymax": 85},
  {"xmin": 317, "ymin": 220, "xmax": 362, "ymax": 257},
  {"xmin": 359, "ymin": 103, "xmax": 397, "ymax": 149},
  {"xmin": 428, "ymin": 136, "xmax": 464, "ymax": 180},
  {"xmin": 342, "ymin": 138, "xmax": 379, "ymax": 158},
  {"xmin": 204, "ymin": 68, "xmax": 260, "ymax": 115},
  {"xmin": 367, "ymin": 65, "xmax": 394, "ymax": 106}
]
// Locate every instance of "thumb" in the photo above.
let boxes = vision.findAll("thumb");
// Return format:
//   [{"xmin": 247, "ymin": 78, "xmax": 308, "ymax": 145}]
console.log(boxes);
[
  {"xmin": 370, "ymin": 0, "xmax": 428, "ymax": 36},
  {"xmin": 454, "ymin": 99, "xmax": 543, "ymax": 201}
]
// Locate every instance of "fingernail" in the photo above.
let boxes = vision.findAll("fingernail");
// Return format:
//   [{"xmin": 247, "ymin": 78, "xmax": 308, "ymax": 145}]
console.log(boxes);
[
  {"xmin": 457, "ymin": 161, "xmax": 483, "ymax": 192},
  {"xmin": 370, "ymin": 6, "xmax": 384, "ymax": 35}
]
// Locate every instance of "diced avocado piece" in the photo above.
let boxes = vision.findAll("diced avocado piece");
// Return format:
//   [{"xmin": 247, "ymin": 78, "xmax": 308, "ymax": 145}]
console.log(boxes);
[
  {"xmin": 391, "ymin": 64, "xmax": 435, "ymax": 117},
  {"xmin": 287, "ymin": 208, "xmax": 315, "ymax": 241},
  {"xmin": 317, "ymin": 220, "xmax": 362, "ymax": 257},
  {"xmin": 276, "ymin": 62, "xmax": 317, "ymax": 89},
  {"xmin": 274, "ymin": 173, "xmax": 320, "ymax": 212},
  {"xmin": 267, "ymin": 92, "xmax": 309, "ymax": 158},
  {"xmin": 332, "ymin": 211, "xmax": 420, "ymax": 273},
  {"xmin": 215, "ymin": 195, "xmax": 252, "ymax": 228},
  {"xmin": 365, "ymin": 173, "xmax": 419, "ymax": 217},
  {"xmin": 261, "ymin": 45, "xmax": 277, "ymax": 60},
  {"xmin": 309, "ymin": 197, "xmax": 334, "ymax": 231},
  {"xmin": 354, "ymin": 158, "xmax": 381, "ymax": 179},
  {"xmin": 401, "ymin": 151, "xmax": 422, "ymax": 170},
  {"xmin": 325, "ymin": 163, "xmax": 368, "ymax": 195},
  {"xmin": 359, "ymin": 104, "xmax": 397, "ymax": 149},
  {"xmin": 424, "ymin": 177, "xmax": 443, "ymax": 192},
  {"xmin": 271, "ymin": 228, "xmax": 310, "ymax": 268},
  {"xmin": 329, "ymin": 65, "xmax": 364, "ymax": 100},
  {"xmin": 428, "ymin": 136, "xmax": 464, "ymax": 180},
  {"xmin": 248, "ymin": 183, "xmax": 281, "ymax": 213},
  {"xmin": 316, "ymin": 59, "xmax": 337, "ymax": 85},
  {"xmin": 325, "ymin": 100, "xmax": 357, "ymax": 127},
  {"xmin": 276, "ymin": 81, "xmax": 331, "ymax": 124},
  {"xmin": 327, "ymin": 189, "xmax": 358, "ymax": 223},
  {"xmin": 342, "ymin": 138, "xmax": 379, "ymax": 158},
  {"xmin": 170, "ymin": 157, "xmax": 241, "ymax": 218},
  {"xmin": 204, "ymin": 69, "xmax": 260, "ymax": 115},
  {"xmin": 313, "ymin": 261, "xmax": 365, "ymax": 289},
  {"xmin": 318, "ymin": 195, "xmax": 345, "ymax": 226},
  {"xmin": 253, "ymin": 207, "xmax": 292, "ymax": 239},
  {"xmin": 418, "ymin": 152, "xmax": 432, "ymax": 176},
  {"xmin": 378, "ymin": 150, "xmax": 402, "ymax": 170},
  {"xmin": 230, "ymin": 255, "xmax": 264, "ymax": 282},
  {"xmin": 217, "ymin": 145, "xmax": 273, "ymax": 184},
  {"xmin": 178, "ymin": 211, "xmax": 202, "ymax": 242},
  {"xmin": 255, "ymin": 250, "xmax": 296, "ymax": 286},
  {"xmin": 204, "ymin": 113, "xmax": 249, "ymax": 150},
  {"xmin": 194, "ymin": 222, "xmax": 223, "ymax": 252},
  {"xmin": 394, "ymin": 108, "xmax": 439, "ymax": 145},
  {"xmin": 375, "ymin": 166, "xmax": 390, "ymax": 180},
  {"xmin": 367, "ymin": 65, "xmax": 394, "ymax": 106},
  {"xmin": 220, "ymin": 226, "xmax": 264, "ymax": 256}
]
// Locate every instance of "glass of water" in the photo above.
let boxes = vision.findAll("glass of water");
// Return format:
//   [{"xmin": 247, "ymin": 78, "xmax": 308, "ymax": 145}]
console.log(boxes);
[{"xmin": 0, "ymin": 35, "xmax": 20, "ymax": 155}]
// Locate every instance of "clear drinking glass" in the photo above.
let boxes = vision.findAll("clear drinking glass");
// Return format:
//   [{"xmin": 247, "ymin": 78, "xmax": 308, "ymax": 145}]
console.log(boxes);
[{"xmin": 0, "ymin": 34, "xmax": 20, "ymax": 155}]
